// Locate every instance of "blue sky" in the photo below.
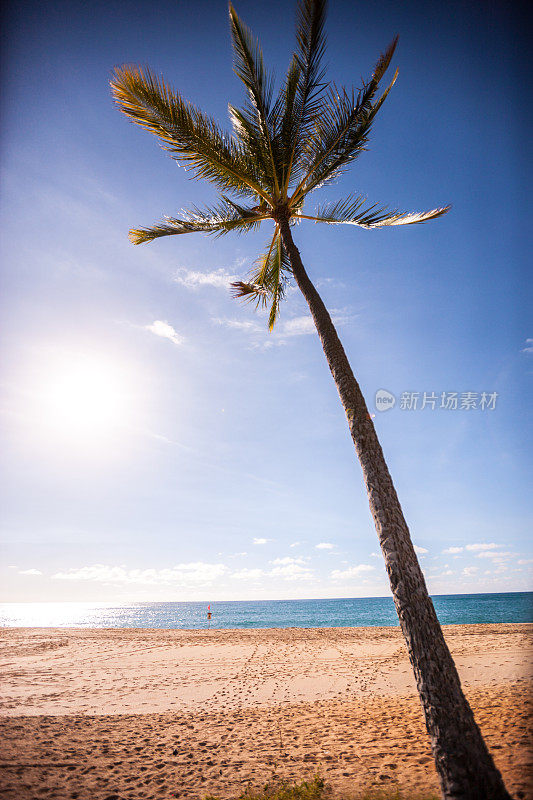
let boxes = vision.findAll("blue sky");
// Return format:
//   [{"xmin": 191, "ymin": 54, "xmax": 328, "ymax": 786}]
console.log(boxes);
[{"xmin": 1, "ymin": 0, "xmax": 531, "ymax": 603}]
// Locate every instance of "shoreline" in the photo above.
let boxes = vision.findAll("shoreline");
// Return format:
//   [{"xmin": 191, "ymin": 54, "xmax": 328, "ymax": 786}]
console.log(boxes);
[
  {"xmin": 2, "ymin": 591, "xmax": 531, "ymax": 631},
  {"xmin": 1, "ymin": 619, "xmax": 531, "ymax": 631},
  {"xmin": 0, "ymin": 624, "xmax": 531, "ymax": 798}
]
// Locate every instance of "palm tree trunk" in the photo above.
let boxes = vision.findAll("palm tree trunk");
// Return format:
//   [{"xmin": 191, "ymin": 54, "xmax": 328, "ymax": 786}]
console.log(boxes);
[{"xmin": 277, "ymin": 214, "xmax": 512, "ymax": 800}]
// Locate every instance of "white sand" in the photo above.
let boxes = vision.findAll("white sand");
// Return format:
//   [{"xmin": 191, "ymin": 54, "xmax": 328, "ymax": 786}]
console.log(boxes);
[{"xmin": 0, "ymin": 624, "xmax": 531, "ymax": 799}]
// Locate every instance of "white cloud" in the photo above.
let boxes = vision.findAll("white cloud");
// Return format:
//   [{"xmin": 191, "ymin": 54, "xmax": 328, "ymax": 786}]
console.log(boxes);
[
  {"xmin": 315, "ymin": 542, "xmax": 334, "ymax": 550},
  {"xmin": 270, "ymin": 563, "xmax": 314, "ymax": 581},
  {"xmin": 270, "ymin": 556, "xmax": 309, "ymax": 567},
  {"xmin": 279, "ymin": 308, "xmax": 353, "ymax": 336},
  {"xmin": 427, "ymin": 570, "xmax": 454, "ymax": 578},
  {"xmin": 212, "ymin": 313, "xmax": 351, "ymax": 351},
  {"xmin": 213, "ymin": 318, "xmax": 261, "ymax": 332},
  {"xmin": 518, "ymin": 559, "xmax": 533, "ymax": 565},
  {"xmin": 521, "ymin": 338, "xmax": 533, "ymax": 354},
  {"xmin": 175, "ymin": 267, "xmax": 237, "ymax": 289},
  {"xmin": 144, "ymin": 320, "xmax": 184, "ymax": 346},
  {"xmin": 213, "ymin": 315, "xmax": 316, "ymax": 341},
  {"xmin": 315, "ymin": 277, "xmax": 346, "ymax": 290},
  {"xmin": 280, "ymin": 311, "xmax": 352, "ymax": 337},
  {"xmin": 414, "ymin": 545, "xmax": 428, "ymax": 555},
  {"xmin": 462, "ymin": 566, "xmax": 478, "ymax": 576},
  {"xmin": 18, "ymin": 568, "xmax": 43, "ymax": 576},
  {"xmin": 52, "ymin": 562, "xmax": 227, "ymax": 585},
  {"xmin": 443, "ymin": 546, "xmax": 464, "ymax": 554},
  {"xmin": 280, "ymin": 316, "xmax": 316, "ymax": 336},
  {"xmin": 330, "ymin": 564, "xmax": 374, "ymax": 581},
  {"xmin": 231, "ymin": 568, "xmax": 266, "ymax": 581},
  {"xmin": 289, "ymin": 541, "xmax": 303, "ymax": 548},
  {"xmin": 465, "ymin": 543, "xmax": 498, "ymax": 552},
  {"xmin": 252, "ymin": 537, "xmax": 270, "ymax": 545},
  {"xmin": 370, "ymin": 552, "xmax": 380, "ymax": 558},
  {"xmin": 477, "ymin": 551, "xmax": 514, "ymax": 559}
]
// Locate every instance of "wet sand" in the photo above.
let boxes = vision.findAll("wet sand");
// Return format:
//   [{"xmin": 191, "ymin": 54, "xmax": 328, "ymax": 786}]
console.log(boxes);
[{"xmin": 0, "ymin": 624, "xmax": 531, "ymax": 798}]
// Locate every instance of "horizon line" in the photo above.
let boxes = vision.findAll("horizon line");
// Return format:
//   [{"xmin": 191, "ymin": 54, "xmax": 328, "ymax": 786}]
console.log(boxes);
[{"xmin": 1, "ymin": 589, "xmax": 531, "ymax": 606}]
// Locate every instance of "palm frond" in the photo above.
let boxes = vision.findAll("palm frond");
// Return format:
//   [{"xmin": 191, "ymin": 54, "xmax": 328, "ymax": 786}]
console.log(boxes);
[
  {"xmin": 278, "ymin": 0, "xmax": 328, "ymax": 193},
  {"xmin": 294, "ymin": 0, "xmax": 328, "ymax": 111},
  {"xmin": 231, "ymin": 228, "xmax": 292, "ymax": 329},
  {"xmin": 229, "ymin": 3, "xmax": 273, "ymax": 118},
  {"xmin": 289, "ymin": 37, "xmax": 398, "ymax": 204},
  {"xmin": 372, "ymin": 35, "xmax": 399, "ymax": 85},
  {"xmin": 227, "ymin": 103, "xmax": 273, "ymax": 185},
  {"xmin": 270, "ymin": 55, "xmax": 301, "ymax": 192},
  {"xmin": 291, "ymin": 69, "xmax": 398, "ymax": 203},
  {"xmin": 296, "ymin": 194, "xmax": 451, "ymax": 228},
  {"xmin": 111, "ymin": 65, "xmax": 272, "ymax": 203},
  {"xmin": 129, "ymin": 197, "xmax": 270, "ymax": 244},
  {"xmin": 229, "ymin": 4, "xmax": 280, "ymax": 195}
]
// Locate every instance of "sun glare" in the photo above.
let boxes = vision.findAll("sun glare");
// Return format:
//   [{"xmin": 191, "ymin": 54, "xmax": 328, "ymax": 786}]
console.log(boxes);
[
  {"xmin": 35, "ymin": 352, "xmax": 137, "ymax": 445},
  {"xmin": 45, "ymin": 363, "xmax": 121, "ymax": 429}
]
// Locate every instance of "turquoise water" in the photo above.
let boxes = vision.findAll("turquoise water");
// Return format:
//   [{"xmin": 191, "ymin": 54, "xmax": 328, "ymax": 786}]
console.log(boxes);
[{"xmin": 0, "ymin": 592, "xmax": 531, "ymax": 628}]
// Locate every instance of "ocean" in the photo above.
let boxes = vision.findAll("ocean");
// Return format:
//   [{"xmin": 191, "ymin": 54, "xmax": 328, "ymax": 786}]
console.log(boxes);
[{"xmin": 0, "ymin": 592, "xmax": 531, "ymax": 629}]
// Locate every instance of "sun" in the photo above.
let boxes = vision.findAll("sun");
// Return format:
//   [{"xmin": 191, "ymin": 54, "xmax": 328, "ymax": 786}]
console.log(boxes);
[
  {"xmin": 8, "ymin": 347, "xmax": 148, "ymax": 458},
  {"xmin": 38, "ymin": 352, "xmax": 135, "ymax": 443}
]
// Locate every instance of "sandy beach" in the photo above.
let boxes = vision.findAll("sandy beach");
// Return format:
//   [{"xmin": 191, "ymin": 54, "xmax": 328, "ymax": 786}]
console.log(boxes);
[{"xmin": 0, "ymin": 624, "xmax": 531, "ymax": 798}]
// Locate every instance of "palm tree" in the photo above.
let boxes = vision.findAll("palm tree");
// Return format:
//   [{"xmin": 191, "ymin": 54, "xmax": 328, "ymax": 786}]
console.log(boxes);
[{"xmin": 110, "ymin": 2, "xmax": 512, "ymax": 798}]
